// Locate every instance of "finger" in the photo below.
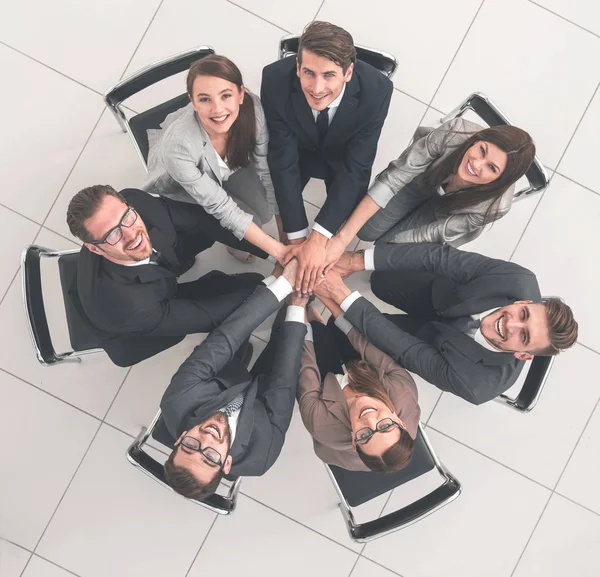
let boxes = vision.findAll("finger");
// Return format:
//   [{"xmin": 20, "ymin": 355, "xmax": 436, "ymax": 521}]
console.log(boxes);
[
  {"xmin": 295, "ymin": 266, "xmax": 306, "ymax": 292},
  {"xmin": 311, "ymin": 266, "xmax": 325, "ymax": 291},
  {"xmin": 307, "ymin": 268, "xmax": 320, "ymax": 294},
  {"xmin": 302, "ymin": 266, "xmax": 314, "ymax": 295}
]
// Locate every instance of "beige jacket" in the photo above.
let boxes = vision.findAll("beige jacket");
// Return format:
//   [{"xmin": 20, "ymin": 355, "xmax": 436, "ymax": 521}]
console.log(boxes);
[
  {"xmin": 297, "ymin": 327, "xmax": 420, "ymax": 471},
  {"xmin": 368, "ymin": 118, "xmax": 515, "ymax": 247}
]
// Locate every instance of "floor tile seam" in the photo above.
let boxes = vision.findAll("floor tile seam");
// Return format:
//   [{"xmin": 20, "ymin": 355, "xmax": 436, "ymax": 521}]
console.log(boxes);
[
  {"xmin": 32, "ymin": 224, "xmax": 81, "ymax": 250},
  {"xmin": 238, "ymin": 491, "xmax": 360, "ymax": 555},
  {"xmin": 0, "ymin": 40, "xmax": 104, "ymax": 98},
  {"xmin": 29, "ymin": 420, "xmax": 103, "ymax": 556},
  {"xmin": 0, "ymin": 366, "xmax": 104, "ymax": 423},
  {"xmin": 356, "ymin": 552, "xmax": 405, "ymax": 576},
  {"xmin": 38, "ymin": 109, "xmax": 106, "ymax": 232},
  {"xmin": 393, "ymin": 86, "xmax": 436, "ymax": 111},
  {"xmin": 19, "ymin": 552, "xmax": 82, "ymax": 577},
  {"xmin": 526, "ymin": 0, "xmax": 600, "ymax": 40},
  {"xmin": 347, "ymin": 555, "xmax": 362, "ymax": 577},
  {"xmin": 509, "ymin": 78, "xmax": 600, "ymax": 261},
  {"xmin": 183, "ymin": 515, "xmax": 219, "ymax": 577},
  {"xmin": 313, "ymin": 0, "xmax": 326, "ymax": 21},
  {"xmin": 224, "ymin": 0, "xmax": 292, "ymax": 34},
  {"xmin": 508, "ymin": 490, "xmax": 553, "ymax": 577},
  {"xmin": 0, "ymin": 203, "xmax": 44, "ymax": 227},
  {"xmin": 115, "ymin": 0, "xmax": 165, "ymax": 83},
  {"xmin": 424, "ymin": 425, "xmax": 555, "ymax": 491},
  {"xmin": 574, "ymin": 341, "xmax": 600, "ymax": 358},
  {"xmin": 1, "ymin": 537, "xmax": 31, "ymax": 553},
  {"xmin": 552, "ymin": 490, "xmax": 600, "ymax": 519},
  {"xmin": 424, "ymin": 0, "xmax": 487, "ymax": 108},
  {"xmin": 424, "ymin": 392, "xmax": 444, "ymax": 426},
  {"xmin": 550, "ymin": 170, "xmax": 600, "ymax": 198},
  {"xmin": 101, "ymin": 366, "xmax": 133, "ymax": 421},
  {"xmin": 551, "ymin": 395, "xmax": 600, "ymax": 491},
  {"xmin": 0, "ymin": 255, "xmax": 30, "ymax": 308}
]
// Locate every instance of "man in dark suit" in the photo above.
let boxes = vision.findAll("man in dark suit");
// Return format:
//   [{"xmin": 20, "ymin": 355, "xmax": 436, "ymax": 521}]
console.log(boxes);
[
  {"xmin": 66, "ymin": 185, "xmax": 263, "ymax": 367},
  {"xmin": 314, "ymin": 243, "xmax": 578, "ymax": 405},
  {"xmin": 160, "ymin": 259, "xmax": 308, "ymax": 500},
  {"xmin": 261, "ymin": 21, "xmax": 393, "ymax": 291}
]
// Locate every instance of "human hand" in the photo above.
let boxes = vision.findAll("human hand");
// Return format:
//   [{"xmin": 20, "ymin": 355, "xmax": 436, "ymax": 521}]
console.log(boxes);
[
  {"xmin": 292, "ymin": 232, "xmax": 328, "ymax": 294},
  {"xmin": 312, "ymin": 270, "xmax": 351, "ymax": 304},
  {"xmin": 330, "ymin": 250, "xmax": 365, "ymax": 280},
  {"xmin": 289, "ymin": 291, "xmax": 309, "ymax": 308},
  {"xmin": 321, "ymin": 235, "xmax": 347, "ymax": 275},
  {"xmin": 281, "ymin": 258, "xmax": 299, "ymax": 287}
]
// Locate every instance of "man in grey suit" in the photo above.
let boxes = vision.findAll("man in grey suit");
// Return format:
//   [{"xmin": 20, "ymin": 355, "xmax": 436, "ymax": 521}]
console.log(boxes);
[
  {"xmin": 314, "ymin": 243, "xmax": 578, "ymax": 405},
  {"xmin": 161, "ymin": 259, "xmax": 309, "ymax": 501}
]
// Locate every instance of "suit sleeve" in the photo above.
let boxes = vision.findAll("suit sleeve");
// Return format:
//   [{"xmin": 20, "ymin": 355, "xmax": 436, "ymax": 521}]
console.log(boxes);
[
  {"xmin": 257, "ymin": 320, "xmax": 307, "ymax": 466},
  {"xmin": 345, "ymin": 297, "xmax": 489, "ymax": 404},
  {"xmin": 373, "ymin": 242, "xmax": 539, "ymax": 292},
  {"xmin": 261, "ymin": 74, "xmax": 307, "ymax": 232},
  {"xmin": 160, "ymin": 286, "xmax": 281, "ymax": 411},
  {"xmin": 315, "ymin": 82, "xmax": 393, "ymax": 234}
]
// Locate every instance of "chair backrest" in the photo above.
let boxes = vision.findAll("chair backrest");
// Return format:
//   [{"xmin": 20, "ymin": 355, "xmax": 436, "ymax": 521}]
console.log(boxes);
[
  {"xmin": 104, "ymin": 46, "xmax": 215, "ymax": 167},
  {"xmin": 441, "ymin": 92, "xmax": 549, "ymax": 201},
  {"xmin": 326, "ymin": 425, "xmax": 461, "ymax": 541},
  {"xmin": 126, "ymin": 409, "xmax": 241, "ymax": 515},
  {"xmin": 278, "ymin": 35, "xmax": 398, "ymax": 79}
]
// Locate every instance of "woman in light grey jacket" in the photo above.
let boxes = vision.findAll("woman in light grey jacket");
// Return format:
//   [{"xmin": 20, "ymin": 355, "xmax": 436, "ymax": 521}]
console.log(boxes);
[
  {"xmin": 145, "ymin": 55, "xmax": 286, "ymax": 263},
  {"xmin": 319, "ymin": 118, "xmax": 535, "ymax": 273}
]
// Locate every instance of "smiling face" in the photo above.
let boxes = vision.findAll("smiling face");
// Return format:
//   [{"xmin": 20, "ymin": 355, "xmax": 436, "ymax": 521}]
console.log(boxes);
[
  {"xmin": 173, "ymin": 412, "xmax": 233, "ymax": 486},
  {"xmin": 347, "ymin": 394, "xmax": 404, "ymax": 457},
  {"xmin": 83, "ymin": 195, "xmax": 152, "ymax": 264},
  {"xmin": 480, "ymin": 301, "xmax": 551, "ymax": 360},
  {"xmin": 456, "ymin": 140, "xmax": 508, "ymax": 187},
  {"xmin": 296, "ymin": 50, "xmax": 353, "ymax": 111},
  {"xmin": 189, "ymin": 75, "xmax": 244, "ymax": 137}
]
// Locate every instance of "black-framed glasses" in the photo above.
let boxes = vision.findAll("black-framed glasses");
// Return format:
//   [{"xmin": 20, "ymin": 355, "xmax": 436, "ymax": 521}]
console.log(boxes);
[
  {"xmin": 354, "ymin": 418, "xmax": 402, "ymax": 445},
  {"xmin": 179, "ymin": 436, "xmax": 224, "ymax": 469},
  {"xmin": 89, "ymin": 205, "xmax": 138, "ymax": 246}
]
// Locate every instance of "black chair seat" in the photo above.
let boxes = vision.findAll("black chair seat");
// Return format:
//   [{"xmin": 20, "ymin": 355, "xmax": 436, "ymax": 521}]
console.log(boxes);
[
  {"xmin": 129, "ymin": 93, "xmax": 190, "ymax": 164},
  {"xmin": 58, "ymin": 253, "xmax": 103, "ymax": 352},
  {"xmin": 329, "ymin": 429, "xmax": 435, "ymax": 507}
]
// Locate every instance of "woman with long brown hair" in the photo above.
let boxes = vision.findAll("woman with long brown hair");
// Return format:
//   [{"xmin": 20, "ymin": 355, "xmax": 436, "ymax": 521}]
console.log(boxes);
[
  {"xmin": 297, "ymin": 301, "xmax": 420, "ymax": 473},
  {"xmin": 145, "ymin": 54, "xmax": 287, "ymax": 264}
]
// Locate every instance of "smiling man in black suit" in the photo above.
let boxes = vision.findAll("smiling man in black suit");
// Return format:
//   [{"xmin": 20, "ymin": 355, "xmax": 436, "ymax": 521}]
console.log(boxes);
[{"xmin": 261, "ymin": 20, "xmax": 393, "ymax": 291}]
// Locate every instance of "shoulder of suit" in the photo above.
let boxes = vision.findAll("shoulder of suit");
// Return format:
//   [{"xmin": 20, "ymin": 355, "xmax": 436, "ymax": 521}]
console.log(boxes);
[
  {"xmin": 121, "ymin": 188, "xmax": 163, "ymax": 213},
  {"xmin": 262, "ymin": 56, "xmax": 295, "ymax": 84},
  {"xmin": 353, "ymin": 60, "xmax": 393, "ymax": 91}
]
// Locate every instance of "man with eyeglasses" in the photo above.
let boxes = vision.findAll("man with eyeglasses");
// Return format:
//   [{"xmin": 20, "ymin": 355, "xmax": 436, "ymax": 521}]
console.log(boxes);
[
  {"xmin": 160, "ymin": 258, "xmax": 308, "ymax": 501},
  {"xmin": 66, "ymin": 185, "xmax": 263, "ymax": 366}
]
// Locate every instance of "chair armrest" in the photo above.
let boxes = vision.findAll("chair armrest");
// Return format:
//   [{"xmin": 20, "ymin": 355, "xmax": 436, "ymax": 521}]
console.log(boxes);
[{"xmin": 104, "ymin": 46, "xmax": 215, "ymax": 108}]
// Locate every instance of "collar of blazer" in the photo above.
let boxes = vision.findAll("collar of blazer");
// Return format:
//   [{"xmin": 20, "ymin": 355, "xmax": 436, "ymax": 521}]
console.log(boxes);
[
  {"xmin": 100, "ymin": 224, "xmax": 180, "ymax": 283},
  {"xmin": 194, "ymin": 114, "xmax": 223, "ymax": 185},
  {"xmin": 290, "ymin": 72, "xmax": 360, "ymax": 147},
  {"xmin": 423, "ymin": 321, "xmax": 516, "ymax": 366},
  {"xmin": 321, "ymin": 374, "xmax": 353, "ymax": 428}
]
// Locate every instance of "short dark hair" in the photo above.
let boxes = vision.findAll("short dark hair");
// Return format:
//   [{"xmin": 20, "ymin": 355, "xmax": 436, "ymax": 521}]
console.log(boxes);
[
  {"xmin": 66, "ymin": 185, "xmax": 125, "ymax": 242},
  {"xmin": 534, "ymin": 298, "xmax": 578, "ymax": 356},
  {"xmin": 298, "ymin": 21, "xmax": 357, "ymax": 73},
  {"xmin": 164, "ymin": 449, "xmax": 224, "ymax": 501},
  {"xmin": 355, "ymin": 428, "xmax": 415, "ymax": 473}
]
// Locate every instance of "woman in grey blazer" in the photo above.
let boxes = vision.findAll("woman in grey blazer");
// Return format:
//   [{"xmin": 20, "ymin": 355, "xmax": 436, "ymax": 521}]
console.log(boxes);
[
  {"xmin": 145, "ymin": 55, "xmax": 285, "ymax": 263},
  {"xmin": 317, "ymin": 118, "xmax": 535, "ymax": 276}
]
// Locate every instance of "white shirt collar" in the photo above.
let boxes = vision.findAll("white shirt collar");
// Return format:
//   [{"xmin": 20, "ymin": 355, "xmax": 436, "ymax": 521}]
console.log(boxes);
[
  {"xmin": 310, "ymin": 83, "xmax": 346, "ymax": 119},
  {"xmin": 472, "ymin": 308, "xmax": 503, "ymax": 353}
]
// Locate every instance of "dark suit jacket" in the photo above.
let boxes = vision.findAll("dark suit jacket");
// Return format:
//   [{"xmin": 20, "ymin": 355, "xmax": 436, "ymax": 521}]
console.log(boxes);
[
  {"xmin": 261, "ymin": 57, "xmax": 393, "ymax": 234},
  {"xmin": 74, "ymin": 188, "xmax": 262, "ymax": 366},
  {"xmin": 347, "ymin": 243, "xmax": 542, "ymax": 404},
  {"xmin": 160, "ymin": 285, "xmax": 306, "ymax": 477}
]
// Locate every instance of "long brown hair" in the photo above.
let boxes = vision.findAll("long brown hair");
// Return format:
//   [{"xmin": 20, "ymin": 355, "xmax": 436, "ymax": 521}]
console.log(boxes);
[
  {"xmin": 424, "ymin": 125, "xmax": 535, "ymax": 225},
  {"xmin": 346, "ymin": 360, "xmax": 414, "ymax": 473},
  {"xmin": 186, "ymin": 55, "xmax": 256, "ymax": 170}
]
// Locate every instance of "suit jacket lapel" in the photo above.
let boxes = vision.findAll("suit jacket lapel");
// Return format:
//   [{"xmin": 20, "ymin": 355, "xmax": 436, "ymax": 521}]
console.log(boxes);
[
  {"xmin": 291, "ymin": 77, "xmax": 319, "ymax": 145},
  {"xmin": 324, "ymin": 75, "xmax": 359, "ymax": 146},
  {"xmin": 228, "ymin": 381, "xmax": 257, "ymax": 461},
  {"xmin": 321, "ymin": 375, "xmax": 352, "ymax": 428},
  {"xmin": 196, "ymin": 116, "xmax": 222, "ymax": 185}
]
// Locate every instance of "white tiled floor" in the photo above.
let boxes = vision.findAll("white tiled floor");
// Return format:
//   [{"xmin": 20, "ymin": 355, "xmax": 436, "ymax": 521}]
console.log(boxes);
[{"xmin": 0, "ymin": 1, "xmax": 599, "ymax": 576}]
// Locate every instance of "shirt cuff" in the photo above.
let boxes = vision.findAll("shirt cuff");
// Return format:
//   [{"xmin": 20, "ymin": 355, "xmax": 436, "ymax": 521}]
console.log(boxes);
[
  {"xmin": 285, "ymin": 305, "xmax": 306, "ymax": 324},
  {"xmin": 367, "ymin": 180, "xmax": 395, "ymax": 208},
  {"xmin": 304, "ymin": 323, "xmax": 313, "ymax": 342},
  {"xmin": 364, "ymin": 247, "xmax": 376, "ymax": 271},
  {"xmin": 266, "ymin": 276, "xmax": 293, "ymax": 302},
  {"xmin": 340, "ymin": 291, "xmax": 362, "ymax": 313},
  {"xmin": 262, "ymin": 275, "xmax": 277, "ymax": 287},
  {"xmin": 287, "ymin": 228, "xmax": 310, "ymax": 240},
  {"xmin": 334, "ymin": 313, "xmax": 354, "ymax": 336},
  {"xmin": 312, "ymin": 223, "xmax": 333, "ymax": 239}
]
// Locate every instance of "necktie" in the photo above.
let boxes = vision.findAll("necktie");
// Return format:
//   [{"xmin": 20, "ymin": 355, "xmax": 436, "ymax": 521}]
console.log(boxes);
[
  {"xmin": 316, "ymin": 108, "xmax": 329, "ymax": 143},
  {"xmin": 149, "ymin": 250, "xmax": 171, "ymax": 270},
  {"xmin": 222, "ymin": 393, "xmax": 245, "ymax": 417},
  {"xmin": 446, "ymin": 315, "xmax": 481, "ymax": 335}
]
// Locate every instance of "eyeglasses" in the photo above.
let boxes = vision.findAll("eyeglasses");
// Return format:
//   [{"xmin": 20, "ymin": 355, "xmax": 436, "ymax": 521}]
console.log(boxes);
[
  {"xmin": 354, "ymin": 418, "xmax": 402, "ymax": 445},
  {"xmin": 179, "ymin": 436, "xmax": 225, "ymax": 469},
  {"xmin": 89, "ymin": 205, "xmax": 138, "ymax": 246}
]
